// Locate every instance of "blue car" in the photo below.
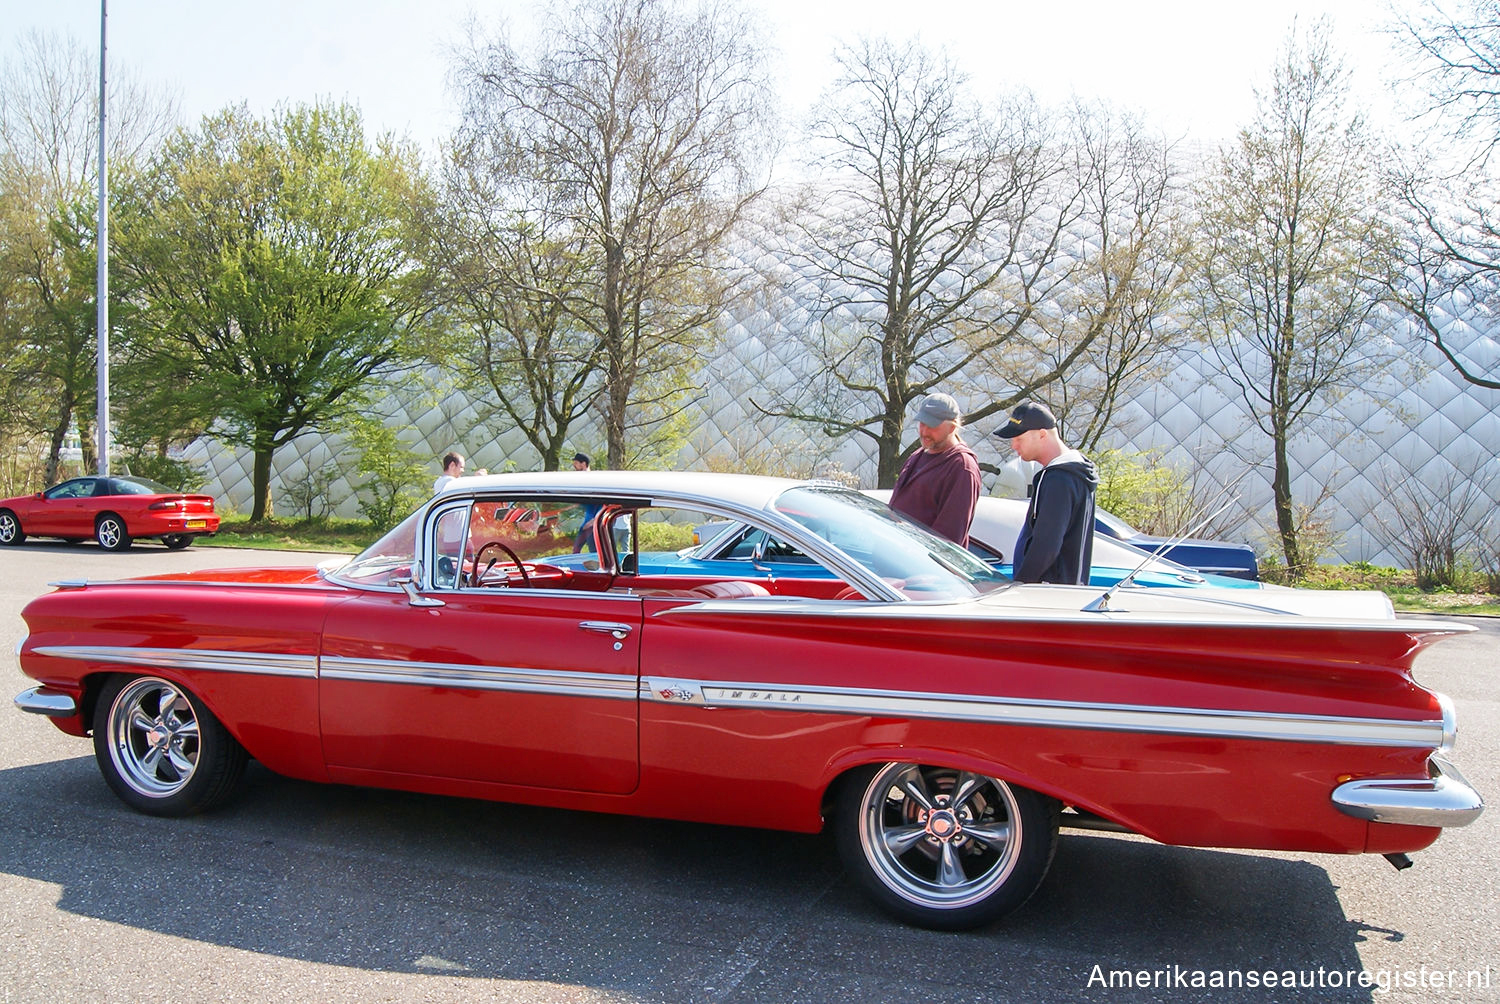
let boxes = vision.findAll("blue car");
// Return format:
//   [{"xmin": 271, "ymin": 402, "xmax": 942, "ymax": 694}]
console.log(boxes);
[
  {"xmin": 1093, "ymin": 509, "xmax": 1260, "ymax": 581},
  {"xmin": 554, "ymin": 496, "xmax": 1259, "ymax": 592}
]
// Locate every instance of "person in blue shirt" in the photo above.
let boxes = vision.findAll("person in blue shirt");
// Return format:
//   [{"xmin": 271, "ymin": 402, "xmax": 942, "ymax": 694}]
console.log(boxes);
[{"xmin": 571, "ymin": 453, "xmax": 602, "ymax": 552}]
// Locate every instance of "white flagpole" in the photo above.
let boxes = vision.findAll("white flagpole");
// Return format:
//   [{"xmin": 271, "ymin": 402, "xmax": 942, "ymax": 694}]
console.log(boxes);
[{"xmin": 96, "ymin": 0, "xmax": 110, "ymax": 476}]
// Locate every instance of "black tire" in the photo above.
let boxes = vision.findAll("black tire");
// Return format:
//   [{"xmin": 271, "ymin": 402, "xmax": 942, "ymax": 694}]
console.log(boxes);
[
  {"xmin": 0, "ymin": 508, "xmax": 23, "ymax": 546},
  {"xmin": 95, "ymin": 513, "xmax": 131, "ymax": 551},
  {"xmin": 161, "ymin": 534, "xmax": 194, "ymax": 550},
  {"xmin": 835, "ymin": 762, "xmax": 1059, "ymax": 930},
  {"xmin": 91, "ymin": 675, "xmax": 248, "ymax": 816}
]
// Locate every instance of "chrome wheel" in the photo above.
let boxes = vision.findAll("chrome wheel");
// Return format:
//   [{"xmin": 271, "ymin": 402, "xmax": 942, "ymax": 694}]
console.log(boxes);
[
  {"xmin": 837, "ymin": 762, "xmax": 1057, "ymax": 929},
  {"xmin": 106, "ymin": 677, "xmax": 202, "ymax": 797},
  {"xmin": 0, "ymin": 509, "xmax": 21, "ymax": 545},
  {"xmin": 92, "ymin": 675, "xmax": 247, "ymax": 816},
  {"xmin": 96, "ymin": 514, "xmax": 130, "ymax": 551}
]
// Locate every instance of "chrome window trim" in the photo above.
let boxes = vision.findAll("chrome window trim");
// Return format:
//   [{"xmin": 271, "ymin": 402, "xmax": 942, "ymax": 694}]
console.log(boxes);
[{"xmin": 413, "ymin": 484, "xmax": 905, "ymax": 603}]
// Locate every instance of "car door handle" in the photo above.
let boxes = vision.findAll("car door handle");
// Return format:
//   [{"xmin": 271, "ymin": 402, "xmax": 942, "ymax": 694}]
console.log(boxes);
[{"xmin": 579, "ymin": 621, "xmax": 633, "ymax": 639}]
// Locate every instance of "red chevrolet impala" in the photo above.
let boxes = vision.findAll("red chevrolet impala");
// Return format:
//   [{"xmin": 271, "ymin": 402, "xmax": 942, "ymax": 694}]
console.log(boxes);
[
  {"xmin": 0, "ymin": 475, "xmax": 219, "ymax": 551},
  {"xmin": 12, "ymin": 471, "xmax": 1484, "ymax": 928}
]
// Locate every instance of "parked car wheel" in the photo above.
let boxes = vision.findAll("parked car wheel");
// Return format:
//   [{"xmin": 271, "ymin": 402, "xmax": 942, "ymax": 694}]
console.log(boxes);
[
  {"xmin": 95, "ymin": 513, "xmax": 131, "ymax": 551},
  {"xmin": 0, "ymin": 508, "xmax": 23, "ymax": 545},
  {"xmin": 836, "ymin": 762, "xmax": 1058, "ymax": 930},
  {"xmin": 91, "ymin": 675, "xmax": 248, "ymax": 816},
  {"xmin": 161, "ymin": 534, "xmax": 195, "ymax": 550}
]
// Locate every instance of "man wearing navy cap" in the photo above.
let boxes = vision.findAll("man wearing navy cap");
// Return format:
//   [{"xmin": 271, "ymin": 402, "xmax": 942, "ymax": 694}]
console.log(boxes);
[
  {"xmin": 994, "ymin": 401, "xmax": 1097, "ymax": 584},
  {"xmin": 889, "ymin": 392, "xmax": 982, "ymax": 546}
]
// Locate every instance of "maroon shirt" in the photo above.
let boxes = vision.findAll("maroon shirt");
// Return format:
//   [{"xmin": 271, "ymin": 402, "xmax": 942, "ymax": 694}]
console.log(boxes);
[{"xmin": 889, "ymin": 442, "xmax": 981, "ymax": 546}]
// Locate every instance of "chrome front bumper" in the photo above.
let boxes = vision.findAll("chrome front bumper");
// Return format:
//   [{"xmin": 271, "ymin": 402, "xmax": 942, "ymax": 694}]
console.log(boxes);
[
  {"xmin": 1332, "ymin": 756, "xmax": 1484, "ymax": 829},
  {"xmin": 14, "ymin": 687, "xmax": 78, "ymax": 718}
]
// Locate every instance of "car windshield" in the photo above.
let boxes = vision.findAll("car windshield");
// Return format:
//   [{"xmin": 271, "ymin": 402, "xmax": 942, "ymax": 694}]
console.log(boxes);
[
  {"xmin": 1095, "ymin": 510, "xmax": 1139, "ymax": 537},
  {"xmin": 770, "ymin": 485, "xmax": 1009, "ymax": 600},
  {"xmin": 332, "ymin": 509, "xmax": 422, "ymax": 586}
]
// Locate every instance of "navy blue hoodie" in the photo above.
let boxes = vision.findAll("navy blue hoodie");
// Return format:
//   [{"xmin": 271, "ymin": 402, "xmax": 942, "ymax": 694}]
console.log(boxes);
[{"xmin": 1013, "ymin": 451, "xmax": 1098, "ymax": 584}]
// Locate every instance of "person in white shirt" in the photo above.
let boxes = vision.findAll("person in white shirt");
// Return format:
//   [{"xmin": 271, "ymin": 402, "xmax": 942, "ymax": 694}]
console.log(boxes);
[{"xmin": 433, "ymin": 452, "xmax": 465, "ymax": 494}]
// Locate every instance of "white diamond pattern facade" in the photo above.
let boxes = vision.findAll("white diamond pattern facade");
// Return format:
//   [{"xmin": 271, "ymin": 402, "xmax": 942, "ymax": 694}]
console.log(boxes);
[{"xmin": 183, "ymin": 252, "xmax": 1499, "ymax": 570}]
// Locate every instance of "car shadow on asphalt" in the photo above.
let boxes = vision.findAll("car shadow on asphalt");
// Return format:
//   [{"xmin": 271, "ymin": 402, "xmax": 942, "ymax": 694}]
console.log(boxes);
[{"xmin": 0, "ymin": 757, "xmax": 1380, "ymax": 1002}]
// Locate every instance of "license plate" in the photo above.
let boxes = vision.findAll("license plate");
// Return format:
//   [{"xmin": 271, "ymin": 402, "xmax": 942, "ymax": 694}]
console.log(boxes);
[{"xmin": 187, "ymin": 520, "xmax": 206, "ymax": 529}]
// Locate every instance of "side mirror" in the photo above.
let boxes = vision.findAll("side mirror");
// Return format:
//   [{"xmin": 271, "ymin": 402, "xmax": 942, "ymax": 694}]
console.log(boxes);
[
  {"xmin": 393, "ymin": 576, "xmax": 444, "ymax": 608},
  {"xmin": 750, "ymin": 539, "xmax": 775, "ymax": 582}
]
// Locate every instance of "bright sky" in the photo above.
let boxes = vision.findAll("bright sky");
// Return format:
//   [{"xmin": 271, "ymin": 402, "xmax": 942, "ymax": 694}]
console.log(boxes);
[{"xmin": 0, "ymin": 0, "xmax": 1403, "ymax": 159}]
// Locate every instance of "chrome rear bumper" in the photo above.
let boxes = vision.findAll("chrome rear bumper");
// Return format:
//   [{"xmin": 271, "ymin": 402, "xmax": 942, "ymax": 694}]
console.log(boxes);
[
  {"xmin": 1332, "ymin": 756, "xmax": 1484, "ymax": 829},
  {"xmin": 14, "ymin": 687, "xmax": 78, "ymax": 718}
]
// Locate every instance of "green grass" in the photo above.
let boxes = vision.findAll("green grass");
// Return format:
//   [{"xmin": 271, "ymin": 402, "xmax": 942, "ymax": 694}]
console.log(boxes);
[
  {"xmin": 1290, "ymin": 563, "xmax": 1500, "ymax": 616},
  {"xmin": 201, "ymin": 516, "xmax": 378, "ymax": 553}
]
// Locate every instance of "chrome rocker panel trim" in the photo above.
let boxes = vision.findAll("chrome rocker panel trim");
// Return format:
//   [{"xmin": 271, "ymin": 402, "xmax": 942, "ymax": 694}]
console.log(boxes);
[{"xmin": 1332, "ymin": 756, "xmax": 1484, "ymax": 828}]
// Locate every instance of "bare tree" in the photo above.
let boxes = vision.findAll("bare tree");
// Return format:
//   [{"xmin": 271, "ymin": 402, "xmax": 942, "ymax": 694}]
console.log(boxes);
[
  {"xmin": 1390, "ymin": 0, "xmax": 1500, "ymax": 167},
  {"xmin": 1192, "ymin": 20, "xmax": 1397, "ymax": 575},
  {"xmin": 755, "ymin": 42, "xmax": 1183, "ymax": 486},
  {"xmin": 451, "ymin": 0, "xmax": 775, "ymax": 469},
  {"xmin": 424, "ymin": 129, "xmax": 606, "ymax": 470},
  {"xmin": 1388, "ymin": 168, "xmax": 1500, "ymax": 389},
  {"xmin": 755, "ymin": 41, "xmax": 1066, "ymax": 486},
  {"xmin": 1387, "ymin": 1, "xmax": 1500, "ymax": 389},
  {"xmin": 1032, "ymin": 104, "xmax": 1192, "ymax": 454},
  {"xmin": 0, "ymin": 31, "xmax": 177, "ymax": 483}
]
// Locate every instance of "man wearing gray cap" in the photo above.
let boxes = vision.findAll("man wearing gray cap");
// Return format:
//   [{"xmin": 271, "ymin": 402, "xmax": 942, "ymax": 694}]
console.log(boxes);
[
  {"xmin": 888, "ymin": 392, "xmax": 982, "ymax": 546},
  {"xmin": 994, "ymin": 401, "xmax": 1097, "ymax": 584}
]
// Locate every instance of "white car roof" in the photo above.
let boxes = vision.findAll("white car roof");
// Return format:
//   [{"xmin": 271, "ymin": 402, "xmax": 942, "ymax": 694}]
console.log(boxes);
[{"xmin": 435, "ymin": 469, "xmax": 811, "ymax": 511}]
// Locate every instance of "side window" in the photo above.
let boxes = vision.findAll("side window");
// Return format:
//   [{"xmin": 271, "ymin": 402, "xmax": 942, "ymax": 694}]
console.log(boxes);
[
  {"xmin": 430, "ymin": 506, "xmax": 470, "ymax": 589},
  {"xmin": 459, "ymin": 497, "xmax": 591, "ymax": 587},
  {"xmin": 45, "ymin": 479, "xmax": 93, "ymax": 500},
  {"xmin": 611, "ymin": 505, "xmax": 725, "ymax": 575}
]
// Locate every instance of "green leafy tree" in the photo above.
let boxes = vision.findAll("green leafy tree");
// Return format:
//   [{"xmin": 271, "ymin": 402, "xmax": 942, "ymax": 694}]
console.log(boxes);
[
  {"xmin": 347, "ymin": 417, "xmax": 428, "ymax": 532},
  {"xmin": 114, "ymin": 101, "xmax": 433, "ymax": 519}
]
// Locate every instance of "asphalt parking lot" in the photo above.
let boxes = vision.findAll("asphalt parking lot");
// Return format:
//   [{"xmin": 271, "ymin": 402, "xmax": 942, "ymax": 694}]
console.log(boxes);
[{"xmin": 1, "ymin": 543, "xmax": 1496, "ymax": 1003}]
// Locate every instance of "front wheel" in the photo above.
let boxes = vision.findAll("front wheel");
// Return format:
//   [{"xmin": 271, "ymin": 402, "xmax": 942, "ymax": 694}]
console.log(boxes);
[
  {"xmin": 0, "ymin": 509, "xmax": 23, "ymax": 545},
  {"xmin": 161, "ymin": 534, "xmax": 194, "ymax": 550},
  {"xmin": 835, "ymin": 762, "xmax": 1058, "ymax": 930},
  {"xmin": 95, "ymin": 513, "xmax": 131, "ymax": 551},
  {"xmin": 92, "ymin": 675, "xmax": 248, "ymax": 816}
]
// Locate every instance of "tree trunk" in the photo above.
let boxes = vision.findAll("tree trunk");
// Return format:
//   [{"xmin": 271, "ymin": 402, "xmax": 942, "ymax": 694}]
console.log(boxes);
[
  {"xmin": 44, "ymin": 393, "xmax": 77, "ymax": 484},
  {"xmin": 1271, "ymin": 424, "xmax": 1300, "ymax": 576},
  {"xmin": 251, "ymin": 445, "xmax": 274, "ymax": 522},
  {"xmin": 603, "ymin": 239, "xmax": 627, "ymax": 470},
  {"xmin": 875, "ymin": 406, "xmax": 906, "ymax": 488}
]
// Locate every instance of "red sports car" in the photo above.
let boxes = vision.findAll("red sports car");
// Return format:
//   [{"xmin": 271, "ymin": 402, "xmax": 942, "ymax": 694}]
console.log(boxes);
[
  {"xmin": 12, "ymin": 471, "xmax": 1485, "ymax": 929},
  {"xmin": 0, "ymin": 475, "xmax": 220, "ymax": 551}
]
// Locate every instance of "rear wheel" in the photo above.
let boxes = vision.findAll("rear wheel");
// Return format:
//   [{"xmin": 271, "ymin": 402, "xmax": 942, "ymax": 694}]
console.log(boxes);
[
  {"xmin": 835, "ymin": 762, "xmax": 1058, "ymax": 930},
  {"xmin": 92, "ymin": 675, "xmax": 247, "ymax": 816},
  {"xmin": 0, "ymin": 509, "xmax": 22, "ymax": 545},
  {"xmin": 161, "ymin": 534, "xmax": 194, "ymax": 550},
  {"xmin": 95, "ymin": 513, "xmax": 131, "ymax": 551}
]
